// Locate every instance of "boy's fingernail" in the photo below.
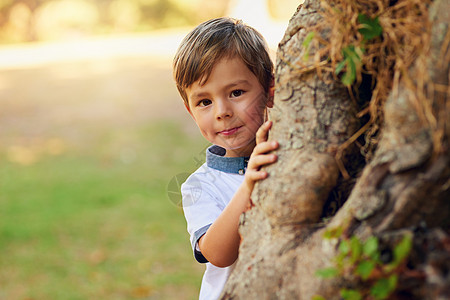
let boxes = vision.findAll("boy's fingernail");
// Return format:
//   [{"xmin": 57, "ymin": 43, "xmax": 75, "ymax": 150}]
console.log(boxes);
[{"xmin": 272, "ymin": 141, "xmax": 278, "ymax": 146}]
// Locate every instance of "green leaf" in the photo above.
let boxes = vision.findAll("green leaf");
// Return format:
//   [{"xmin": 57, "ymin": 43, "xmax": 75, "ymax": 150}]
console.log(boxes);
[
  {"xmin": 303, "ymin": 32, "xmax": 315, "ymax": 48},
  {"xmin": 323, "ymin": 227, "xmax": 343, "ymax": 239},
  {"xmin": 342, "ymin": 57, "xmax": 356, "ymax": 85},
  {"xmin": 393, "ymin": 234, "xmax": 412, "ymax": 266},
  {"xmin": 340, "ymin": 289, "xmax": 362, "ymax": 300},
  {"xmin": 335, "ymin": 60, "xmax": 347, "ymax": 75},
  {"xmin": 358, "ymin": 14, "xmax": 383, "ymax": 40},
  {"xmin": 343, "ymin": 45, "xmax": 360, "ymax": 60},
  {"xmin": 356, "ymin": 260, "xmax": 375, "ymax": 280},
  {"xmin": 350, "ymin": 236, "xmax": 362, "ymax": 263},
  {"xmin": 388, "ymin": 274, "xmax": 398, "ymax": 290},
  {"xmin": 339, "ymin": 239, "xmax": 350, "ymax": 255},
  {"xmin": 315, "ymin": 267, "xmax": 339, "ymax": 278},
  {"xmin": 302, "ymin": 32, "xmax": 315, "ymax": 61},
  {"xmin": 312, "ymin": 295, "xmax": 326, "ymax": 300},
  {"xmin": 370, "ymin": 277, "xmax": 396, "ymax": 300},
  {"xmin": 363, "ymin": 236, "xmax": 379, "ymax": 258},
  {"xmin": 339, "ymin": 45, "xmax": 363, "ymax": 85}
]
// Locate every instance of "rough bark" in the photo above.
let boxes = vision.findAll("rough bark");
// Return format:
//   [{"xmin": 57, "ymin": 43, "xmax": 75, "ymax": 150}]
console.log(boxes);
[{"xmin": 221, "ymin": 0, "xmax": 449, "ymax": 298}]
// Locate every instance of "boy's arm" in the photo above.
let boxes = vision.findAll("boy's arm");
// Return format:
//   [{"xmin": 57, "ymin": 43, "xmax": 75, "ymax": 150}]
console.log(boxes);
[{"xmin": 198, "ymin": 121, "xmax": 278, "ymax": 268}]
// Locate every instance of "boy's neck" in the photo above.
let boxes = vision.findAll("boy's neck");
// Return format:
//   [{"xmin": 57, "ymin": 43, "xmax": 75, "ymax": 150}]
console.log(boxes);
[{"xmin": 223, "ymin": 140, "xmax": 256, "ymax": 157}]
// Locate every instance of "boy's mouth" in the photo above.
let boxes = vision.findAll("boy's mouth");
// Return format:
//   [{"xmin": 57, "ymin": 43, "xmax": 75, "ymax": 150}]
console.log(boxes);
[{"xmin": 218, "ymin": 126, "xmax": 242, "ymax": 136}]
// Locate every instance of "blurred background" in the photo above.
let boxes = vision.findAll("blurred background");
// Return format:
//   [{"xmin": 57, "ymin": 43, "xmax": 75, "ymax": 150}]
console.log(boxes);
[{"xmin": 0, "ymin": 0, "xmax": 299, "ymax": 299}]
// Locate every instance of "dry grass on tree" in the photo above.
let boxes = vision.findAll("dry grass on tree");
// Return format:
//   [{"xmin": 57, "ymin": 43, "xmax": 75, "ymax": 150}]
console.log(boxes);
[{"xmin": 281, "ymin": 0, "xmax": 448, "ymax": 168}]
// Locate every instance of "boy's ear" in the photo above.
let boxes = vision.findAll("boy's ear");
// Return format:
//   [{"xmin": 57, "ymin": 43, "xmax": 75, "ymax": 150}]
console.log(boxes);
[{"xmin": 267, "ymin": 79, "xmax": 275, "ymax": 108}]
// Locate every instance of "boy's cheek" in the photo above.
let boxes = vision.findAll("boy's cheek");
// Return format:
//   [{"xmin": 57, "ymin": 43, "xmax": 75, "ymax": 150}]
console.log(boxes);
[{"xmin": 248, "ymin": 107, "xmax": 266, "ymax": 123}]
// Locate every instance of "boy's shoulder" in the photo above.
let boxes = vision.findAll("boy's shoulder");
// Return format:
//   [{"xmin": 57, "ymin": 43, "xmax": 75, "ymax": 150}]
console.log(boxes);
[
  {"xmin": 182, "ymin": 162, "xmax": 221, "ymax": 191},
  {"xmin": 181, "ymin": 162, "xmax": 213, "ymax": 190}
]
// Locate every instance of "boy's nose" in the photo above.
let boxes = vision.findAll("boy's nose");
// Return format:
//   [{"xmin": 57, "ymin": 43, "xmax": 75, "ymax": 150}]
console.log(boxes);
[{"xmin": 215, "ymin": 101, "xmax": 233, "ymax": 120}]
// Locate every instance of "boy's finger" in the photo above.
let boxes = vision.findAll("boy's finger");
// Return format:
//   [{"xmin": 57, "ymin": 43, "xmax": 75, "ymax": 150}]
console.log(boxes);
[
  {"xmin": 246, "ymin": 170, "xmax": 268, "ymax": 182},
  {"xmin": 252, "ymin": 140, "xmax": 279, "ymax": 156},
  {"xmin": 248, "ymin": 154, "xmax": 277, "ymax": 170},
  {"xmin": 255, "ymin": 125, "xmax": 267, "ymax": 145},
  {"xmin": 255, "ymin": 121, "xmax": 272, "ymax": 144}
]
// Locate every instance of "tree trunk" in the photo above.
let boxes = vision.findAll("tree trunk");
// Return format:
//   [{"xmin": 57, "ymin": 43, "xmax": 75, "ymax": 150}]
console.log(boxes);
[{"xmin": 221, "ymin": 0, "xmax": 449, "ymax": 299}]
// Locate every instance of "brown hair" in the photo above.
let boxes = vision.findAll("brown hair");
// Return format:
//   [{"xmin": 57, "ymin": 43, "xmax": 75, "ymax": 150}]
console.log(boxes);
[{"xmin": 173, "ymin": 17, "xmax": 273, "ymax": 106}]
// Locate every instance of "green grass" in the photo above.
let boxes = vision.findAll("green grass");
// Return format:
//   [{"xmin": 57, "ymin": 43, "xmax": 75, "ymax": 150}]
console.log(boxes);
[{"xmin": 0, "ymin": 120, "xmax": 207, "ymax": 300}]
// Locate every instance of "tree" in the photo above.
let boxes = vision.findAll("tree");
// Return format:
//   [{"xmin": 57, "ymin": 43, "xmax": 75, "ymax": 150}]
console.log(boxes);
[{"xmin": 221, "ymin": 0, "xmax": 449, "ymax": 299}]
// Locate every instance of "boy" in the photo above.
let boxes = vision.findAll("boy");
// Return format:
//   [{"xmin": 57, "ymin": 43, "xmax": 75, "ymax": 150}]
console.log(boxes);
[{"xmin": 173, "ymin": 17, "xmax": 278, "ymax": 300}]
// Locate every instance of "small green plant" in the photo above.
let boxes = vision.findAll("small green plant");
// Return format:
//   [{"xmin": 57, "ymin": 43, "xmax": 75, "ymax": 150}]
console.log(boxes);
[
  {"xmin": 357, "ymin": 14, "xmax": 383, "ymax": 41},
  {"xmin": 302, "ymin": 31, "xmax": 316, "ymax": 61},
  {"xmin": 315, "ymin": 231, "xmax": 413, "ymax": 300},
  {"xmin": 323, "ymin": 226, "xmax": 344, "ymax": 239},
  {"xmin": 299, "ymin": 14, "xmax": 382, "ymax": 85},
  {"xmin": 335, "ymin": 14, "xmax": 383, "ymax": 85},
  {"xmin": 340, "ymin": 288, "xmax": 363, "ymax": 300},
  {"xmin": 335, "ymin": 45, "xmax": 364, "ymax": 85}
]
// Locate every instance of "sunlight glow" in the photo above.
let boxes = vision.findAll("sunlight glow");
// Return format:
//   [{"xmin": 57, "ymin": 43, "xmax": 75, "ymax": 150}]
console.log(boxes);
[
  {"xmin": 0, "ymin": 28, "xmax": 189, "ymax": 70},
  {"xmin": 0, "ymin": 0, "xmax": 302, "ymax": 70}
]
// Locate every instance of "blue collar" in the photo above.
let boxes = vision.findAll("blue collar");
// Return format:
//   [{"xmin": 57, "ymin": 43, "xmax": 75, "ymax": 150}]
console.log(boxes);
[{"xmin": 206, "ymin": 145, "xmax": 249, "ymax": 175}]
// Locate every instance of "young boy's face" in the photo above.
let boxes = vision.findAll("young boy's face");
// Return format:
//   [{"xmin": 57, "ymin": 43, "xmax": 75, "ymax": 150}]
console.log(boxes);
[{"xmin": 185, "ymin": 56, "xmax": 271, "ymax": 157}]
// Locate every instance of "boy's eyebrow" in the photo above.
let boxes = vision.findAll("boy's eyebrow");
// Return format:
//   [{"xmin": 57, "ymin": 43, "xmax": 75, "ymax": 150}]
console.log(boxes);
[
  {"xmin": 189, "ymin": 80, "xmax": 251, "ymax": 100},
  {"xmin": 189, "ymin": 91, "xmax": 209, "ymax": 100},
  {"xmin": 224, "ymin": 79, "xmax": 251, "ymax": 89}
]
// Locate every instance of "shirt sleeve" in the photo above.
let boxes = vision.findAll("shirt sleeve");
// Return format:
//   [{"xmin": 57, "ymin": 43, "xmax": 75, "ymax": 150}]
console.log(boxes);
[{"xmin": 181, "ymin": 170, "xmax": 226, "ymax": 263}]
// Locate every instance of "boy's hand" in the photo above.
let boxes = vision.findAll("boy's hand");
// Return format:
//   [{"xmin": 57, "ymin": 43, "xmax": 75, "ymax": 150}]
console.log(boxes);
[
  {"xmin": 244, "ymin": 121, "xmax": 279, "ymax": 193},
  {"xmin": 197, "ymin": 121, "xmax": 278, "ymax": 267}
]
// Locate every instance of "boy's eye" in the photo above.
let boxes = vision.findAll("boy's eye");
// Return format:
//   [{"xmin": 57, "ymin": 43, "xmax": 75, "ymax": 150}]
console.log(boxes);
[
  {"xmin": 198, "ymin": 99, "xmax": 212, "ymax": 107},
  {"xmin": 231, "ymin": 90, "xmax": 244, "ymax": 97}
]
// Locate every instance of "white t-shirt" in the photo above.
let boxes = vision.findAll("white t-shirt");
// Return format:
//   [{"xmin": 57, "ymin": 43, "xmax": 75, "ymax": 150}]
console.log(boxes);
[{"xmin": 181, "ymin": 145, "xmax": 248, "ymax": 300}]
